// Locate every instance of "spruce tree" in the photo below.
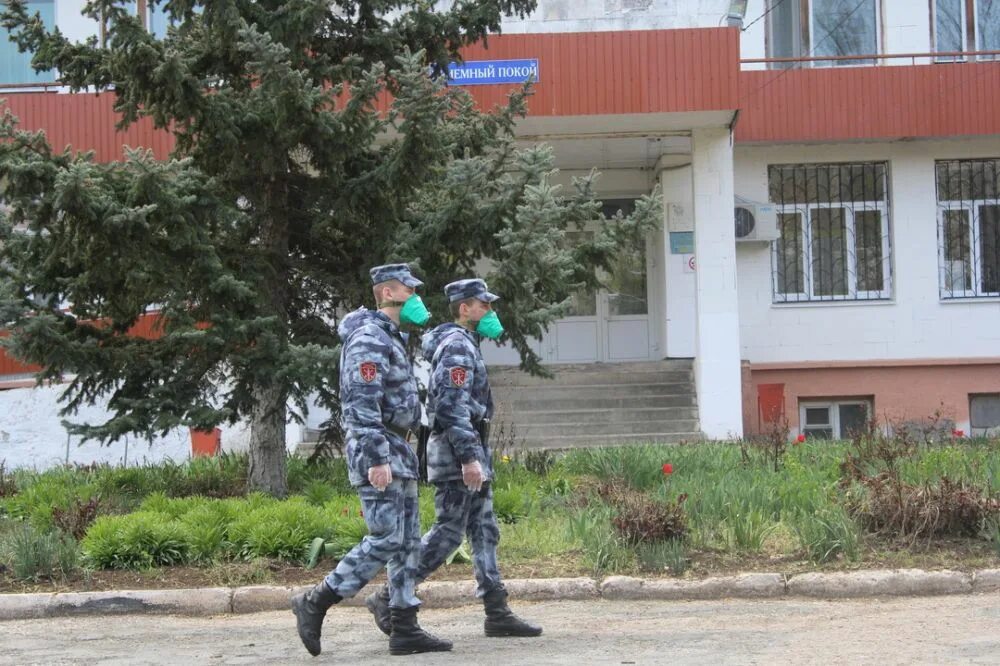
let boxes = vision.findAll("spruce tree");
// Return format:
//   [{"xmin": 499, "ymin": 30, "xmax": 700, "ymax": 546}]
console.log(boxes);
[{"xmin": 0, "ymin": 1, "xmax": 660, "ymax": 496}]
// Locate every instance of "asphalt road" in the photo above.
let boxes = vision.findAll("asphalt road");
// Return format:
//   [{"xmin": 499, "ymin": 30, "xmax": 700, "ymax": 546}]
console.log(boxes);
[{"xmin": 3, "ymin": 595, "xmax": 999, "ymax": 665}]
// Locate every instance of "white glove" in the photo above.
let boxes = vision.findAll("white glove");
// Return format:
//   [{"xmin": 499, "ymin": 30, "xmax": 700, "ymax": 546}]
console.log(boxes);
[{"xmin": 462, "ymin": 460, "xmax": 486, "ymax": 492}]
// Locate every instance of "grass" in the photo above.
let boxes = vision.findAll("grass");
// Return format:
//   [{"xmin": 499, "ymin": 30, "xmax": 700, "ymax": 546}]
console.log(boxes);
[{"xmin": 1, "ymin": 437, "xmax": 997, "ymax": 586}]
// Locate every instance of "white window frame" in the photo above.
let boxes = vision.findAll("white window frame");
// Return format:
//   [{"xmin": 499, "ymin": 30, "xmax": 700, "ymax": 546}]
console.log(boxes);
[
  {"xmin": 932, "ymin": 0, "xmax": 969, "ymax": 61},
  {"xmin": 937, "ymin": 201, "xmax": 1000, "ymax": 299},
  {"xmin": 800, "ymin": 399, "xmax": 871, "ymax": 439},
  {"xmin": 772, "ymin": 201, "xmax": 892, "ymax": 302}
]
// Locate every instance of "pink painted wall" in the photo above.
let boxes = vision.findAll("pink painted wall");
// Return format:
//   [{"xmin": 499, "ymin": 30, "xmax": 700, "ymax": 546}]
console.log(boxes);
[{"xmin": 744, "ymin": 360, "xmax": 1000, "ymax": 435}]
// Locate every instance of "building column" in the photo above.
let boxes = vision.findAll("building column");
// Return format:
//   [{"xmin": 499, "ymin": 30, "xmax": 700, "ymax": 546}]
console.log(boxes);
[
  {"xmin": 659, "ymin": 161, "xmax": 696, "ymax": 358},
  {"xmin": 691, "ymin": 127, "xmax": 743, "ymax": 439}
]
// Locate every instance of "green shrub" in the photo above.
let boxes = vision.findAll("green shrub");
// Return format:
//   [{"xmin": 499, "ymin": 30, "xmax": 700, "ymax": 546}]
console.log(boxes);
[
  {"xmin": 287, "ymin": 456, "xmax": 352, "ymax": 495},
  {"xmin": 498, "ymin": 510, "xmax": 578, "ymax": 562},
  {"xmin": 636, "ymin": 539, "xmax": 688, "ymax": 575},
  {"xmin": 724, "ymin": 505, "xmax": 775, "ymax": 553},
  {"xmin": 302, "ymin": 480, "xmax": 338, "ymax": 507},
  {"xmin": 793, "ymin": 507, "xmax": 861, "ymax": 563},
  {"xmin": 2, "ymin": 474, "xmax": 100, "ymax": 533},
  {"xmin": 4, "ymin": 523, "xmax": 78, "ymax": 581},
  {"xmin": 175, "ymin": 454, "xmax": 247, "ymax": 498},
  {"xmin": 567, "ymin": 507, "xmax": 634, "ymax": 575},
  {"xmin": 82, "ymin": 512, "xmax": 190, "ymax": 569},
  {"xmin": 228, "ymin": 498, "xmax": 334, "ymax": 561},
  {"xmin": 562, "ymin": 445, "xmax": 667, "ymax": 491},
  {"xmin": 492, "ymin": 482, "xmax": 534, "ymax": 524},
  {"xmin": 179, "ymin": 504, "xmax": 235, "ymax": 563}
]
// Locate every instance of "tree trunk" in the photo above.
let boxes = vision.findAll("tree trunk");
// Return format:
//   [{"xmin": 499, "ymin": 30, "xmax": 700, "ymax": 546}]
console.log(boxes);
[
  {"xmin": 244, "ymin": 173, "xmax": 293, "ymax": 497},
  {"xmin": 247, "ymin": 380, "xmax": 289, "ymax": 497}
]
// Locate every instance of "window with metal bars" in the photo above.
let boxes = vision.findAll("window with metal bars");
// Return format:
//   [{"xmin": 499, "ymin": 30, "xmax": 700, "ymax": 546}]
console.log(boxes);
[
  {"xmin": 936, "ymin": 159, "xmax": 1000, "ymax": 299},
  {"xmin": 768, "ymin": 163, "xmax": 892, "ymax": 303}
]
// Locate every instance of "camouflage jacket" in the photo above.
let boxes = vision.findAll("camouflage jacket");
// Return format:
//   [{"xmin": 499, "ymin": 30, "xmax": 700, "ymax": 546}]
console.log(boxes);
[
  {"xmin": 421, "ymin": 323, "xmax": 494, "ymax": 483},
  {"xmin": 338, "ymin": 308, "xmax": 421, "ymax": 487}
]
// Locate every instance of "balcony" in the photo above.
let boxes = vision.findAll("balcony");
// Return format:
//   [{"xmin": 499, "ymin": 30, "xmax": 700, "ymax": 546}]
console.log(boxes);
[{"xmin": 736, "ymin": 51, "xmax": 1000, "ymax": 143}]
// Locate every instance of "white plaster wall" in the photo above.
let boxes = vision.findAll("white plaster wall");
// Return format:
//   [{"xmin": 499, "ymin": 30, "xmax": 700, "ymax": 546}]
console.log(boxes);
[
  {"xmin": 735, "ymin": 137, "xmax": 1000, "ymax": 365},
  {"xmin": 55, "ymin": 0, "xmax": 100, "ymax": 43},
  {"xmin": 0, "ymin": 382, "xmax": 328, "ymax": 471}
]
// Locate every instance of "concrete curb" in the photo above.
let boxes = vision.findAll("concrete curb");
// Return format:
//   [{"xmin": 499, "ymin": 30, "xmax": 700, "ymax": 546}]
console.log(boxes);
[
  {"xmin": 2, "ymin": 570, "xmax": 998, "ymax": 621},
  {"xmin": 601, "ymin": 573, "xmax": 786, "ymax": 600},
  {"xmin": 786, "ymin": 569, "xmax": 972, "ymax": 598}
]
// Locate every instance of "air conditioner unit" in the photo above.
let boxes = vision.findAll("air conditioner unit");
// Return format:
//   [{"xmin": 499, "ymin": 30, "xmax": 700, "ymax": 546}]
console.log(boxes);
[{"xmin": 734, "ymin": 199, "xmax": 779, "ymax": 243}]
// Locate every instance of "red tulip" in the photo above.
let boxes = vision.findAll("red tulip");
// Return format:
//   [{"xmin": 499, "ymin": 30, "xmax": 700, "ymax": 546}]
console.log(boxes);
[
  {"xmin": 662, "ymin": 463, "xmax": 674, "ymax": 475},
  {"xmin": 796, "ymin": 434, "xmax": 806, "ymax": 443},
  {"xmin": 952, "ymin": 429, "xmax": 965, "ymax": 438}
]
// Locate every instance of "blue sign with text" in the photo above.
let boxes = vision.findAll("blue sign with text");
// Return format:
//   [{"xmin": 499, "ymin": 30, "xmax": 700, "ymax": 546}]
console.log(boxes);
[{"xmin": 446, "ymin": 59, "xmax": 539, "ymax": 86}]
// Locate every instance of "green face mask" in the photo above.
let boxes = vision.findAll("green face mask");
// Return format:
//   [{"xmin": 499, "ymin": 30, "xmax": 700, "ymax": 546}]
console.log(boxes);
[
  {"xmin": 399, "ymin": 293, "xmax": 431, "ymax": 327},
  {"xmin": 475, "ymin": 310, "xmax": 504, "ymax": 340}
]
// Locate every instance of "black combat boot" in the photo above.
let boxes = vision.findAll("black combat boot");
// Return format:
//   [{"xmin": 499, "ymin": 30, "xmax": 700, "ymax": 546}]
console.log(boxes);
[
  {"xmin": 483, "ymin": 586, "xmax": 543, "ymax": 637},
  {"xmin": 291, "ymin": 581, "xmax": 342, "ymax": 656},
  {"xmin": 388, "ymin": 606, "xmax": 454, "ymax": 655},
  {"xmin": 365, "ymin": 584, "xmax": 392, "ymax": 636}
]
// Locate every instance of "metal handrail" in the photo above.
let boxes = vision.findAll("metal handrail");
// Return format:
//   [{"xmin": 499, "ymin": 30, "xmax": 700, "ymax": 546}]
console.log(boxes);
[
  {"xmin": 0, "ymin": 81, "xmax": 62, "ymax": 91},
  {"xmin": 742, "ymin": 49, "xmax": 1000, "ymax": 66}
]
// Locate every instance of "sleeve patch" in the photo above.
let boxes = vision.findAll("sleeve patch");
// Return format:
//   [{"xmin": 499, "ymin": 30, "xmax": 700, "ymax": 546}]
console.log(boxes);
[
  {"xmin": 359, "ymin": 361, "xmax": 378, "ymax": 383},
  {"xmin": 449, "ymin": 367, "xmax": 468, "ymax": 388}
]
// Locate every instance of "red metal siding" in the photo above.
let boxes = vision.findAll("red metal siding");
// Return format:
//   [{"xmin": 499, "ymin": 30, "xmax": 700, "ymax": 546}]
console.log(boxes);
[
  {"xmin": 1, "ymin": 93, "xmax": 174, "ymax": 162},
  {"xmin": 377, "ymin": 28, "xmax": 741, "ymax": 116},
  {"xmin": 0, "ymin": 331, "xmax": 40, "ymax": 376},
  {"xmin": 1, "ymin": 28, "xmax": 740, "ymax": 169},
  {"xmin": 737, "ymin": 62, "xmax": 1000, "ymax": 143},
  {"xmin": 0, "ymin": 313, "xmax": 167, "ymax": 380},
  {"xmin": 7, "ymin": 35, "xmax": 1000, "ymax": 155}
]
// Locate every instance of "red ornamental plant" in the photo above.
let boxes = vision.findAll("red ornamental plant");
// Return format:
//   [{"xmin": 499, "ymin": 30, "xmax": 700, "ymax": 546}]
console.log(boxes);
[{"xmin": 662, "ymin": 463, "xmax": 674, "ymax": 476}]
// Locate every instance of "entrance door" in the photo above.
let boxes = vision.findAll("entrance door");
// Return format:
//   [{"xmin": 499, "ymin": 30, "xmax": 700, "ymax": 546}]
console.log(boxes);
[
  {"xmin": 603, "ymin": 234, "xmax": 652, "ymax": 361},
  {"xmin": 479, "ymin": 200, "xmax": 657, "ymax": 366},
  {"xmin": 546, "ymin": 201, "xmax": 654, "ymax": 363}
]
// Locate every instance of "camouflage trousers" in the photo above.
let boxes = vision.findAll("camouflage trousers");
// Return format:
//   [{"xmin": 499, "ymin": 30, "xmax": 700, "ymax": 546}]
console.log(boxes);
[
  {"xmin": 416, "ymin": 480, "xmax": 502, "ymax": 598},
  {"xmin": 324, "ymin": 478, "xmax": 421, "ymax": 609}
]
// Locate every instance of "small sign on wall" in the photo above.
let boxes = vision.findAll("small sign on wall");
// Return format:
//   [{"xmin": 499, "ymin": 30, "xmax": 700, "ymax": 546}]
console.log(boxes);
[
  {"xmin": 683, "ymin": 255, "xmax": 695, "ymax": 273},
  {"xmin": 446, "ymin": 59, "xmax": 539, "ymax": 85},
  {"xmin": 669, "ymin": 231, "xmax": 694, "ymax": 254}
]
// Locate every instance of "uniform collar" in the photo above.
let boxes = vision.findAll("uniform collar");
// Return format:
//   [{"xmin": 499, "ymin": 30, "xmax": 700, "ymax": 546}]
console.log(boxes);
[{"xmin": 371, "ymin": 309, "xmax": 402, "ymax": 336}]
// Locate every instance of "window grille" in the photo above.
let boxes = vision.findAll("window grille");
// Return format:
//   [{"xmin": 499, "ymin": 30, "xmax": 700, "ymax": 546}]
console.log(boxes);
[
  {"xmin": 769, "ymin": 162, "xmax": 892, "ymax": 302},
  {"xmin": 936, "ymin": 159, "xmax": 1000, "ymax": 299}
]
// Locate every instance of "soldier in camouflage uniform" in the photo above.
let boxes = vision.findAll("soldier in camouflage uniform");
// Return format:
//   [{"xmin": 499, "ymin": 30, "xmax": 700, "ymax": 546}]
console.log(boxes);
[
  {"xmin": 366, "ymin": 279, "xmax": 542, "ymax": 639},
  {"xmin": 292, "ymin": 264, "xmax": 452, "ymax": 657}
]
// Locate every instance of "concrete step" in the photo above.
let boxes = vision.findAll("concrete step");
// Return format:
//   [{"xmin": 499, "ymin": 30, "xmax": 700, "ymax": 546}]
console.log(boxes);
[
  {"xmin": 493, "ymin": 382, "xmax": 694, "ymax": 401},
  {"xmin": 511, "ymin": 407, "xmax": 698, "ymax": 425},
  {"xmin": 490, "ymin": 359, "xmax": 693, "ymax": 377},
  {"xmin": 514, "ymin": 432, "xmax": 703, "ymax": 450},
  {"xmin": 495, "ymin": 393, "xmax": 697, "ymax": 411},
  {"xmin": 514, "ymin": 419, "xmax": 700, "ymax": 438},
  {"xmin": 490, "ymin": 369, "xmax": 693, "ymax": 387}
]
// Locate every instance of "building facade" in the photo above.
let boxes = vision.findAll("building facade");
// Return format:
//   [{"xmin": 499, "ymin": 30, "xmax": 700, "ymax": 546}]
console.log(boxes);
[{"xmin": 2, "ymin": 1, "xmax": 999, "ymax": 466}]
